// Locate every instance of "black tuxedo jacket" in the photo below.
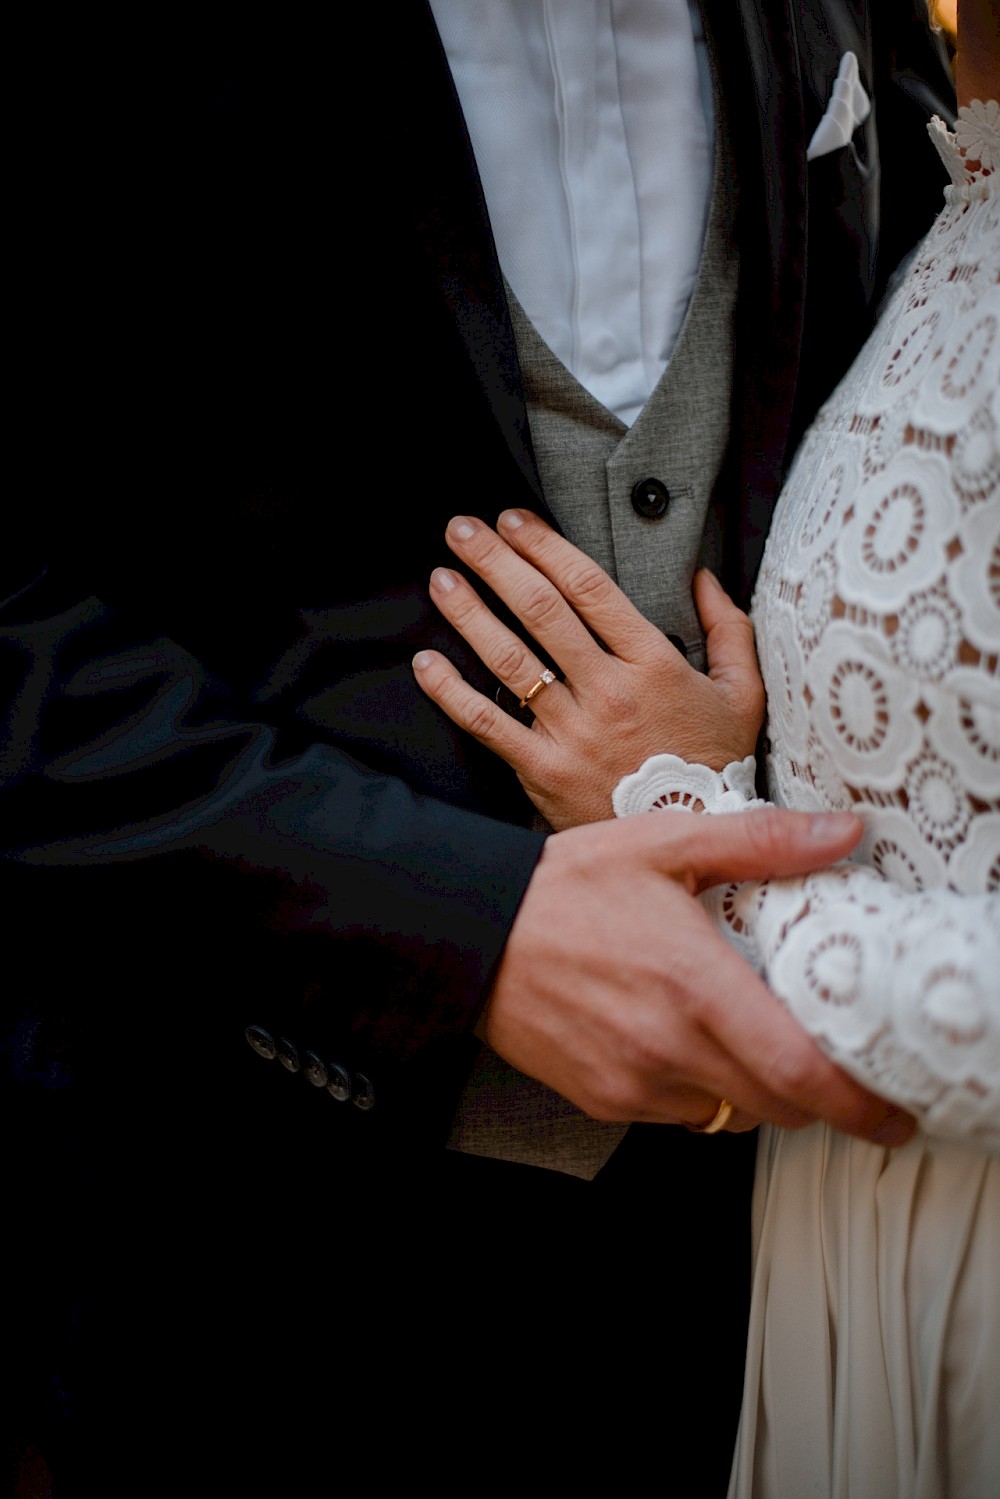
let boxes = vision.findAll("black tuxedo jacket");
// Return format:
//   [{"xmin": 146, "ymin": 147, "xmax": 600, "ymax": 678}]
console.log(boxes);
[
  {"xmin": 5, "ymin": 1, "xmax": 953, "ymax": 1151},
  {"xmin": 3, "ymin": 3, "xmax": 955, "ymax": 1487}
]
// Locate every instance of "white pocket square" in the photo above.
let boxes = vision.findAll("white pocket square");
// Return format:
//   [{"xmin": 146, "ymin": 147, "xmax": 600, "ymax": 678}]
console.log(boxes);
[{"xmin": 806, "ymin": 50, "xmax": 871, "ymax": 161}]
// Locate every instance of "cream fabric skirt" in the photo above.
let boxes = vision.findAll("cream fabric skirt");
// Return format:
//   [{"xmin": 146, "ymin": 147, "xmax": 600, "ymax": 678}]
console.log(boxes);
[{"xmin": 728, "ymin": 1125, "xmax": 1000, "ymax": 1498}]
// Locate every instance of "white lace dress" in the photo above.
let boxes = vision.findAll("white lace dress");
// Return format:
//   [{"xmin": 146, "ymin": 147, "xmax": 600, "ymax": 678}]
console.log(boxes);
[{"xmin": 615, "ymin": 105, "xmax": 1000, "ymax": 1497}]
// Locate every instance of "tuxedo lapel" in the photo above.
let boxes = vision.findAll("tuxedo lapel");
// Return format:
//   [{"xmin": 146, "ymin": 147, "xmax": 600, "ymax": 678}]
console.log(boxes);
[
  {"xmin": 413, "ymin": 0, "xmax": 802, "ymax": 560},
  {"xmin": 408, "ymin": 3, "xmax": 545, "ymax": 510},
  {"xmin": 409, "ymin": 1, "xmax": 936, "ymax": 605},
  {"xmin": 410, "ymin": 0, "xmax": 820, "ymax": 581},
  {"xmin": 728, "ymin": 0, "xmax": 808, "ymax": 376},
  {"xmin": 702, "ymin": 0, "xmax": 811, "ymax": 600}
]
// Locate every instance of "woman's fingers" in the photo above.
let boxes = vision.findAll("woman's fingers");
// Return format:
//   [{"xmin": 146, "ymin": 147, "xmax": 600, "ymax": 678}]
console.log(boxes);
[
  {"xmin": 427, "ymin": 564, "xmax": 567, "ymax": 717},
  {"xmin": 447, "ymin": 512, "xmax": 676, "ymax": 674},
  {"xmin": 694, "ymin": 568, "xmax": 766, "ymax": 725},
  {"xmin": 444, "ymin": 516, "xmax": 608, "ymax": 683},
  {"xmin": 412, "ymin": 647, "xmax": 545, "ymax": 771},
  {"xmin": 494, "ymin": 509, "xmax": 674, "ymax": 664}
]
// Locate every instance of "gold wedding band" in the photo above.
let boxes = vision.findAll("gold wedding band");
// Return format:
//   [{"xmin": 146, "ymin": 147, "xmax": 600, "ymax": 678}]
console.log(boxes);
[
  {"xmin": 519, "ymin": 668, "xmax": 556, "ymax": 709},
  {"xmin": 688, "ymin": 1097, "xmax": 733, "ymax": 1135}
]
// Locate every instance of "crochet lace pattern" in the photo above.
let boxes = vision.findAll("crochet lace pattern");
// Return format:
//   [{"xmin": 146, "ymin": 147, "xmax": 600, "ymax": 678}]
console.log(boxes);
[{"xmin": 614, "ymin": 105, "xmax": 1000, "ymax": 1150}]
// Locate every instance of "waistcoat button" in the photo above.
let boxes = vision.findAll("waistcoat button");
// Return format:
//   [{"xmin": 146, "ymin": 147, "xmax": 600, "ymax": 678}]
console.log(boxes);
[{"xmin": 630, "ymin": 478, "xmax": 670, "ymax": 519}]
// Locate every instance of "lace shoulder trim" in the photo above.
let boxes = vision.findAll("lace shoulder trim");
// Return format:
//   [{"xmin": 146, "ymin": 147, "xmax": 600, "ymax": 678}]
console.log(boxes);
[{"xmin": 929, "ymin": 99, "xmax": 999, "ymax": 201}]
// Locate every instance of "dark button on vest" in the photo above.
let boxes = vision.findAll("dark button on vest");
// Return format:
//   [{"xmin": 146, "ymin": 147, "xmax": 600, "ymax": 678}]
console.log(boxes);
[{"xmin": 630, "ymin": 477, "xmax": 670, "ymax": 519}]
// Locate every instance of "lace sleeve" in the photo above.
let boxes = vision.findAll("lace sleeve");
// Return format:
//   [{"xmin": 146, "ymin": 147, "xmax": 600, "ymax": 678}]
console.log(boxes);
[
  {"xmin": 613, "ymin": 761, "xmax": 1000, "ymax": 1153},
  {"xmin": 706, "ymin": 864, "xmax": 1000, "ymax": 1153},
  {"xmin": 611, "ymin": 107, "xmax": 1000, "ymax": 1151}
]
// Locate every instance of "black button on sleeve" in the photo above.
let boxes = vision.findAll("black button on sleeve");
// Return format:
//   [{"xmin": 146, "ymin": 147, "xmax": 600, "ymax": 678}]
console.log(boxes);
[
  {"xmin": 352, "ymin": 1073, "xmax": 375, "ymax": 1111},
  {"xmin": 245, "ymin": 1025, "xmax": 277, "ymax": 1061},
  {"xmin": 326, "ymin": 1065, "xmax": 352, "ymax": 1103},
  {"xmin": 303, "ymin": 1052, "xmax": 329, "ymax": 1089},
  {"xmin": 276, "ymin": 1037, "xmax": 301, "ymax": 1073},
  {"xmin": 630, "ymin": 477, "xmax": 670, "ymax": 519}
]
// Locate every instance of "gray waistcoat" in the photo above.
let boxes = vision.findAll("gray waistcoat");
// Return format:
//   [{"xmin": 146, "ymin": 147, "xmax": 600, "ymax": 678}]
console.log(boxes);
[{"xmin": 448, "ymin": 81, "xmax": 739, "ymax": 1180}]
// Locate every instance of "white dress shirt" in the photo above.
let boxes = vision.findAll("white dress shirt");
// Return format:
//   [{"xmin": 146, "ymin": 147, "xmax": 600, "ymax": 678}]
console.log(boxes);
[{"xmin": 429, "ymin": 0, "xmax": 714, "ymax": 426}]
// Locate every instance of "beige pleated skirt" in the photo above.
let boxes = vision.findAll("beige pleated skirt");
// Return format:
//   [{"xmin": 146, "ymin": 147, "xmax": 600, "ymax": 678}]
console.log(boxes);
[{"xmin": 728, "ymin": 1125, "xmax": 1000, "ymax": 1498}]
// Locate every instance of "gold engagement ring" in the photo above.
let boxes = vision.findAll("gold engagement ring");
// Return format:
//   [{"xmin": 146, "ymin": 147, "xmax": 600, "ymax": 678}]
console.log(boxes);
[
  {"xmin": 519, "ymin": 668, "xmax": 556, "ymax": 709},
  {"xmin": 688, "ymin": 1097, "xmax": 733, "ymax": 1134}
]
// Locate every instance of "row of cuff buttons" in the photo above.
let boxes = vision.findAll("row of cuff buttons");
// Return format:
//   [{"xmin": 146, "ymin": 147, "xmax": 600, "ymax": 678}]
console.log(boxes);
[{"xmin": 245, "ymin": 1025, "xmax": 374, "ymax": 1110}]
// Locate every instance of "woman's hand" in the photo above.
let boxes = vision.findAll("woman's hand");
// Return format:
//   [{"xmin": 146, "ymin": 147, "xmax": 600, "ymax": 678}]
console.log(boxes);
[{"xmin": 412, "ymin": 509, "xmax": 765, "ymax": 829}]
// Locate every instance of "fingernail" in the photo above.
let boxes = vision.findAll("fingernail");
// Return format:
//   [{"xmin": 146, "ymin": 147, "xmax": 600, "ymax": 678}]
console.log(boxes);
[
  {"xmin": 809, "ymin": 812, "xmax": 861, "ymax": 841},
  {"xmin": 498, "ymin": 509, "xmax": 524, "ymax": 529},
  {"xmin": 872, "ymin": 1112, "xmax": 916, "ymax": 1147},
  {"xmin": 431, "ymin": 567, "xmax": 457, "ymax": 592},
  {"xmin": 699, "ymin": 567, "xmax": 723, "ymax": 590},
  {"xmin": 449, "ymin": 517, "xmax": 476, "ymax": 540},
  {"xmin": 412, "ymin": 652, "xmax": 433, "ymax": 671}
]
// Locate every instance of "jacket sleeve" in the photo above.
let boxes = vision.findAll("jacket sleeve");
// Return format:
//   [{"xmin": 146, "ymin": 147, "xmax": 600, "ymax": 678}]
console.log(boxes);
[
  {"xmin": 0, "ymin": 543, "xmax": 546, "ymax": 1146},
  {"xmin": 4, "ymin": 16, "xmax": 557, "ymax": 1149}
]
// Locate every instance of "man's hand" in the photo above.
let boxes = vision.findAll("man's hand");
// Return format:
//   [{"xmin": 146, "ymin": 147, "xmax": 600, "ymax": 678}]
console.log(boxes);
[{"xmin": 486, "ymin": 807, "xmax": 916, "ymax": 1145}]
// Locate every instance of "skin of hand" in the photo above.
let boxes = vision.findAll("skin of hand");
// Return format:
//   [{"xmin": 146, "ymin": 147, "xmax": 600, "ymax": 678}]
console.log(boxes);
[
  {"xmin": 412, "ymin": 509, "xmax": 764, "ymax": 829},
  {"xmin": 485, "ymin": 807, "xmax": 916, "ymax": 1146},
  {"xmin": 412, "ymin": 509, "xmax": 916, "ymax": 1144},
  {"xmin": 954, "ymin": 1, "xmax": 999, "ymax": 113}
]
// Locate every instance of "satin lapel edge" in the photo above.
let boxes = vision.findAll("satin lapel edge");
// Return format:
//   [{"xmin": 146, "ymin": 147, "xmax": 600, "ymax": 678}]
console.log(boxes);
[
  {"xmin": 733, "ymin": 0, "xmax": 809, "ymax": 431},
  {"xmin": 411, "ymin": 3, "xmax": 545, "ymax": 509},
  {"xmin": 702, "ymin": 0, "xmax": 810, "ymax": 597}
]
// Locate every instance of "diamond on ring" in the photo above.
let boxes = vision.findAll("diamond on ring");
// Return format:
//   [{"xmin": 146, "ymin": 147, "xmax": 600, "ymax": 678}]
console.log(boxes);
[{"xmin": 519, "ymin": 668, "xmax": 556, "ymax": 709}]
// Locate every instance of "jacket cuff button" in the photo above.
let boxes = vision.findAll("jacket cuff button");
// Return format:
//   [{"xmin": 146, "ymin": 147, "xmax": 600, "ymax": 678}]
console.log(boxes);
[
  {"xmin": 245, "ymin": 1025, "xmax": 277, "ymax": 1061},
  {"xmin": 352, "ymin": 1073, "xmax": 375, "ymax": 1111},
  {"xmin": 303, "ymin": 1051, "xmax": 329, "ymax": 1088},
  {"xmin": 276, "ymin": 1037, "xmax": 301, "ymax": 1073},
  {"xmin": 326, "ymin": 1064, "xmax": 352, "ymax": 1103}
]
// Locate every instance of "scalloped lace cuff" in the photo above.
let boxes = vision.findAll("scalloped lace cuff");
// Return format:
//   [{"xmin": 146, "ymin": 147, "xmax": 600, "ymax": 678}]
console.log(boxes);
[{"xmin": 612, "ymin": 753, "xmax": 766, "ymax": 817}]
